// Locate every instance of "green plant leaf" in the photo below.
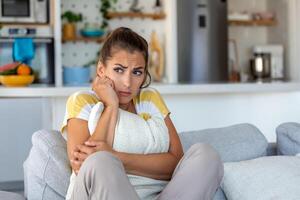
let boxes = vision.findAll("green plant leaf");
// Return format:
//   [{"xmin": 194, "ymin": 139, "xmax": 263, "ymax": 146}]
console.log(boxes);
[
  {"xmin": 99, "ymin": 0, "xmax": 118, "ymax": 29},
  {"xmin": 61, "ymin": 10, "xmax": 83, "ymax": 23}
]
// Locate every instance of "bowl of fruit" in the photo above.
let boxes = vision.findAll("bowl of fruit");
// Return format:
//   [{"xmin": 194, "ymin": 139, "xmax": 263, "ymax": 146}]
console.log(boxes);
[{"xmin": 0, "ymin": 62, "xmax": 34, "ymax": 87}]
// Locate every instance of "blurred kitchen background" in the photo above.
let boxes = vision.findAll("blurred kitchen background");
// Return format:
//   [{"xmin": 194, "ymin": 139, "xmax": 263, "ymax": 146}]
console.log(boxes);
[
  {"xmin": 178, "ymin": 0, "xmax": 289, "ymax": 83},
  {"xmin": 0, "ymin": 0, "xmax": 297, "ymax": 86}
]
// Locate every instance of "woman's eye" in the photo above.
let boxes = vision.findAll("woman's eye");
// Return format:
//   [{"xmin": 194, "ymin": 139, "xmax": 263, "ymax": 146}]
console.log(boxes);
[
  {"xmin": 133, "ymin": 71, "xmax": 143, "ymax": 76},
  {"xmin": 114, "ymin": 68, "xmax": 124, "ymax": 73}
]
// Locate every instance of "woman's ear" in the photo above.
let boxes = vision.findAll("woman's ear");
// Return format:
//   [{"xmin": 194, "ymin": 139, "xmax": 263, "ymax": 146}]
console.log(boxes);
[{"xmin": 96, "ymin": 61, "xmax": 105, "ymax": 77}]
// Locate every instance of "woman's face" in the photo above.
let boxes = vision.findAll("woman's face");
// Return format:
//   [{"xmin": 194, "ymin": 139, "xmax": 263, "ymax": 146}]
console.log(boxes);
[{"xmin": 97, "ymin": 49, "xmax": 146, "ymax": 105}]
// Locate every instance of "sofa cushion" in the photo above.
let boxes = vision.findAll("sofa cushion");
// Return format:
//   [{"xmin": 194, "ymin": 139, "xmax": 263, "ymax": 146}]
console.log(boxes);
[
  {"xmin": 178, "ymin": 123, "xmax": 268, "ymax": 162},
  {"xmin": 0, "ymin": 191, "xmax": 25, "ymax": 200},
  {"xmin": 221, "ymin": 156, "xmax": 300, "ymax": 200},
  {"xmin": 24, "ymin": 129, "xmax": 71, "ymax": 199},
  {"xmin": 276, "ymin": 122, "xmax": 300, "ymax": 155}
]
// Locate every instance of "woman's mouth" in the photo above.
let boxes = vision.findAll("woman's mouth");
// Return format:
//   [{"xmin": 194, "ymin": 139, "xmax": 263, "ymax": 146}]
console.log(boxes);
[{"xmin": 118, "ymin": 91, "xmax": 132, "ymax": 97}]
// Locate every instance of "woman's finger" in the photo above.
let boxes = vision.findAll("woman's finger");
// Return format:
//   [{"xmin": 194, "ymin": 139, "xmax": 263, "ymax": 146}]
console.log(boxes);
[
  {"xmin": 76, "ymin": 144, "xmax": 96, "ymax": 155},
  {"xmin": 85, "ymin": 140, "xmax": 104, "ymax": 147},
  {"xmin": 73, "ymin": 151, "xmax": 88, "ymax": 161},
  {"xmin": 104, "ymin": 76, "xmax": 115, "ymax": 88}
]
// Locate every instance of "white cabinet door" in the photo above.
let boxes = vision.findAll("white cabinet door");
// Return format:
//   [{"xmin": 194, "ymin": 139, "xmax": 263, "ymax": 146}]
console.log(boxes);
[{"xmin": 0, "ymin": 98, "xmax": 51, "ymax": 190}]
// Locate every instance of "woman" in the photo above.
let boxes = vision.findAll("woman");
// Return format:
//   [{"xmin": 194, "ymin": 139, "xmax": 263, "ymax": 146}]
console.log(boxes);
[{"xmin": 61, "ymin": 27, "xmax": 223, "ymax": 200}]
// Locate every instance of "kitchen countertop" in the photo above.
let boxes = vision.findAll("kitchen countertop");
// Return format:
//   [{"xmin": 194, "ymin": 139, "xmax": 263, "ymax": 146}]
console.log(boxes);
[{"xmin": 0, "ymin": 82, "xmax": 300, "ymax": 97}]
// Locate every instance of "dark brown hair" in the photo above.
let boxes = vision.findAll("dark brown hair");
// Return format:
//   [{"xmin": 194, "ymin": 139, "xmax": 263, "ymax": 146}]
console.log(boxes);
[{"xmin": 99, "ymin": 27, "xmax": 151, "ymax": 88}]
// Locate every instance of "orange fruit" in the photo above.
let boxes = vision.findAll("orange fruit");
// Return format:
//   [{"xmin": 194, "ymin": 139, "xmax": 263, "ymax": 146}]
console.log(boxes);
[{"xmin": 17, "ymin": 64, "xmax": 32, "ymax": 75}]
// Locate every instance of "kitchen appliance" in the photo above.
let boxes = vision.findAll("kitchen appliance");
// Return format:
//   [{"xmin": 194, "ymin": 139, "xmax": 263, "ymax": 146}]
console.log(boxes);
[
  {"xmin": 177, "ymin": 0, "xmax": 228, "ymax": 83},
  {"xmin": 0, "ymin": 26, "xmax": 54, "ymax": 84},
  {"xmin": 250, "ymin": 53, "xmax": 271, "ymax": 80},
  {"xmin": 253, "ymin": 45, "xmax": 284, "ymax": 80},
  {"xmin": 0, "ymin": 0, "xmax": 48, "ymax": 23}
]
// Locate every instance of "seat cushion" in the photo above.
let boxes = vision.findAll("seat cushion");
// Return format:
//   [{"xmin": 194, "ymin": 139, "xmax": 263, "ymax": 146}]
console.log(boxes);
[
  {"xmin": 0, "ymin": 191, "xmax": 25, "ymax": 200},
  {"xmin": 221, "ymin": 156, "xmax": 300, "ymax": 200},
  {"xmin": 276, "ymin": 122, "xmax": 300, "ymax": 155},
  {"xmin": 24, "ymin": 129, "xmax": 71, "ymax": 199},
  {"xmin": 178, "ymin": 123, "xmax": 268, "ymax": 162}
]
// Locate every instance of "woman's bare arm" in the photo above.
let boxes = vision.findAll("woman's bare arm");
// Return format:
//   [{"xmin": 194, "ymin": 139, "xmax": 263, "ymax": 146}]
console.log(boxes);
[
  {"xmin": 67, "ymin": 105, "xmax": 118, "ymax": 172},
  {"xmin": 89, "ymin": 105, "xmax": 118, "ymax": 145}
]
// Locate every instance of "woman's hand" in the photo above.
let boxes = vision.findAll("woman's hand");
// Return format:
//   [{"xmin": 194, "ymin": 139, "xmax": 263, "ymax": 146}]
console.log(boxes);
[
  {"xmin": 71, "ymin": 140, "xmax": 115, "ymax": 174},
  {"xmin": 92, "ymin": 75, "xmax": 119, "ymax": 107}
]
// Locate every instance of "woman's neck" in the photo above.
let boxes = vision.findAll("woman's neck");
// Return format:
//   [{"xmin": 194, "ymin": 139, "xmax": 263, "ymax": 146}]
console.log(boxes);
[{"xmin": 119, "ymin": 100, "xmax": 135, "ymax": 113}]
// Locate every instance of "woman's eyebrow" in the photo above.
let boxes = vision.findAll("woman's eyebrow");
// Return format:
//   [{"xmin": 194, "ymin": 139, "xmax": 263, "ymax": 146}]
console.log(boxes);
[
  {"xmin": 134, "ymin": 66, "xmax": 144, "ymax": 70},
  {"xmin": 115, "ymin": 63, "xmax": 128, "ymax": 68},
  {"xmin": 115, "ymin": 64, "xmax": 144, "ymax": 70}
]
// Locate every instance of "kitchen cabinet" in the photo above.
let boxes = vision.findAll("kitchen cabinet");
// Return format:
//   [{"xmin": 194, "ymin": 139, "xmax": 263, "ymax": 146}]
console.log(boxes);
[{"xmin": 0, "ymin": 98, "xmax": 52, "ymax": 189}]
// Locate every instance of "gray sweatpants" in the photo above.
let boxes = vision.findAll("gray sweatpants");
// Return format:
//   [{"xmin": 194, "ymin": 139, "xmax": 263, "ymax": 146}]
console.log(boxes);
[{"xmin": 71, "ymin": 143, "xmax": 224, "ymax": 200}]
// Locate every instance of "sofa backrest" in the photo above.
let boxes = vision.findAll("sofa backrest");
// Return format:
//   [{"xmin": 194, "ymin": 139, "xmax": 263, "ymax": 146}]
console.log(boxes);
[{"xmin": 178, "ymin": 123, "xmax": 269, "ymax": 162}]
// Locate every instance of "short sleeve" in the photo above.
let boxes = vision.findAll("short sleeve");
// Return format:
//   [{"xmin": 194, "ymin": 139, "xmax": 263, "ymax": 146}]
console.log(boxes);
[
  {"xmin": 134, "ymin": 88, "xmax": 170, "ymax": 120},
  {"xmin": 61, "ymin": 91, "xmax": 98, "ymax": 135},
  {"xmin": 150, "ymin": 89, "xmax": 170, "ymax": 118}
]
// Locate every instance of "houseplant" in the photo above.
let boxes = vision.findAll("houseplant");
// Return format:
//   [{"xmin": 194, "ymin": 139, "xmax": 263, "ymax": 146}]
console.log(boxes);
[
  {"xmin": 61, "ymin": 11, "xmax": 82, "ymax": 40},
  {"xmin": 100, "ymin": 0, "xmax": 118, "ymax": 30},
  {"xmin": 79, "ymin": 0, "xmax": 118, "ymax": 38}
]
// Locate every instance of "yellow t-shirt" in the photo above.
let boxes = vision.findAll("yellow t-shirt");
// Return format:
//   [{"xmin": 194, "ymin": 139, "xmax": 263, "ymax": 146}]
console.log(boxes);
[
  {"xmin": 62, "ymin": 87, "xmax": 171, "ymax": 200},
  {"xmin": 61, "ymin": 87, "xmax": 170, "ymax": 139}
]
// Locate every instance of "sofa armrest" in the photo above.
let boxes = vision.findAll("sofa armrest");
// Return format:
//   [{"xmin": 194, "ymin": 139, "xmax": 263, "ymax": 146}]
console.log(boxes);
[{"xmin": 24, "ymin": 129, "xmax": 71, "ymax": 200}]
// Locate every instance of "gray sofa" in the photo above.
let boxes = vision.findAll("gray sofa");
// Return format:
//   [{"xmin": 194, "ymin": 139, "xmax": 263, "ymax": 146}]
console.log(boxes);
[{"xmin": 23, "ymin": 123, "xmax": 299, "ymax": 200}]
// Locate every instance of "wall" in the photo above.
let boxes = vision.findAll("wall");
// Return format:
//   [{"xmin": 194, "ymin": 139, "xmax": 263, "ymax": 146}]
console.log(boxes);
[
  {"xmin": 267, "ymin": 0, "xmax": 289, "ymax": 78},
  {"xmin": 60, "ymin": 0, "xmax": 176, "ymax": 83},
  {"xmin": 52, "ymin": 91, "xmax": 300, "ymax": 143},
  {"xmin": 164, "ymin": 92, "xmax": 300, "ymax": 142}
]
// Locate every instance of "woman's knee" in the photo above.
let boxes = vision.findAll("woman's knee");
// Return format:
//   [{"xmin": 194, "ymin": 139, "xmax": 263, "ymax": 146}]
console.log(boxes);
[
  {"xmin": 190, "ymin": 143, "xmax": 221, "ymax": 161},
  {"xmin": 80, "ymin": 151, "xmax": 122, "ymax": 175},
  {"xmin": 188, "ymin": 143, "xmax": 224, "ymax": 179}
]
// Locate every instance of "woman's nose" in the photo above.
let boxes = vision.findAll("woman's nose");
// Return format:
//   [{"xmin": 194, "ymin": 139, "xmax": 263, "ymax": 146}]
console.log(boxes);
[{"xmin": 123, "ymin": 74, "xmax": 131, "ymax": 88}]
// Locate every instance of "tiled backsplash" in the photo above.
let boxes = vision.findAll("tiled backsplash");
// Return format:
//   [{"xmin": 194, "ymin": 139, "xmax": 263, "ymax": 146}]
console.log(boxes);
[{"xmin": 61, "ymin": 0, "xmax": 166, "ymax": 68}]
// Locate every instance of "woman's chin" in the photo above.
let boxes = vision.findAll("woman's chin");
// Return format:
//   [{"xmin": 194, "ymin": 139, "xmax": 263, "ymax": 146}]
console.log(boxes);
[{"xmin": 118, "ymin": 97, "xmax": 132, "ymax": 105}]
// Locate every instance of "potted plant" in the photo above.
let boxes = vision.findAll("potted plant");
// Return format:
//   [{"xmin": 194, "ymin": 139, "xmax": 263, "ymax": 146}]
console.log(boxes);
[
  {"xmin": 99, "ymin": 0, "xmax": 118, "ymax": 30},
  {"xmin": 61, "ymin": 11, "xmax": 82, "ymax": 40}
]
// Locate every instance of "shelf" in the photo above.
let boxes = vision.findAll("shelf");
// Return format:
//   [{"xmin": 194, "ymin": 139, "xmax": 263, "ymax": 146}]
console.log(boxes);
[
  {"xmin": 62, "ymin": 36, "xmax": 106, "ymax": 43},
  {"xmin": 0, "ymin": 38, "xmax": 52, "ymax": 43},
  {"xmin": 0, "ymin": 22, "xmax": 51, "ymax": 27},
  {"xmin": 106, "ymin": 12, "xmax": 166, "ymax": 20},
  {"xmin": 228, "ymin": 19, "xmax": 277, "ymax": 26}
]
